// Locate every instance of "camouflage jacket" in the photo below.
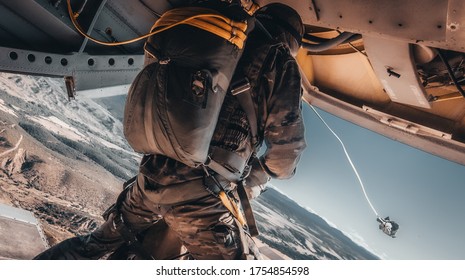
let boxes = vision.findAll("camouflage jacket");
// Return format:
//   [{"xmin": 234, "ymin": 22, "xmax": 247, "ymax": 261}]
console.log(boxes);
[{"xmin": 139, "ymin": 30, "xmax": 306, "ymax": 186}]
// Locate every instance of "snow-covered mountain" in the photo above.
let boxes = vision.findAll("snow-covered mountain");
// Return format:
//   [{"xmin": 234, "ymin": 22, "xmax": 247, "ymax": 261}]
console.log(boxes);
[
  {"xmin": 0, "ymin": 72, "xmax": 378, "ymax": 259},
  {"xmin": 253, "ymin": 187, "xmax": 379, "ymax": 259},
  {"xmin": 0, "ymin": 72, "xmax": 136, "ymax": 245}
]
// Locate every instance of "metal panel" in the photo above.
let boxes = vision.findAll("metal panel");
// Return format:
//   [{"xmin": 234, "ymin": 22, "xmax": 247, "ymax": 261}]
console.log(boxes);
[
  {"xmin": 256, "ymin": 0, "xmax": 318, "ymax": 22},
  {"xmin": 0, "ymin": 46, "xmax": 143, "ymax": 91},
  {"xmin": 141, "ymin": 0, "xmax": 174, "ymax": 15},
  {"xmin": 445, "ymin": 0, "xmax": 465, "ymax": 52},
  {"xmin": 301, "ymin": 81, "xmax": 465, "ymax": 166},
  {"xmin": 108, "ymin": 0, "xmax": 162, "ymax": 32},
  {"xmin": 238, "ymin": 0, "xmax": 465, "ymax": 53},
  {"xmin": 0, "ymin": 0, "xmax": 82, "ymax": 53},
  {"xmin": 307, "ymin": 0, "xmax": 448, "ymax": 41},
  {"xmin": 1, "ymin": 0, "xmax": 81, "ymax": 47},
  {"xmin": 0, "ymin": 2, "xmax": 54, "ymax": 50},
  {"xmin": 81, "ymin": 0, "xmax": 159, "ymax": 54},
  {"xmin": 0, "ymin": 0, "xmax": 160, "ymax": 55},
  {"xmin": 363, "ymin": 36, "xmax": 431, "ymax": 109}
]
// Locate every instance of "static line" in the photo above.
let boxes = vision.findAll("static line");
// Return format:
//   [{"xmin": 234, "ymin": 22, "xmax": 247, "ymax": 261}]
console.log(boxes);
[{"xmin": 309, "ymin": 104, "xmax": 379, "ymax": 217}]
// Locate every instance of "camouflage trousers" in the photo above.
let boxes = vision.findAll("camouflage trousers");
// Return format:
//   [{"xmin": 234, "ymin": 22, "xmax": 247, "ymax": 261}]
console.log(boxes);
[{"xmin": 34, "ymin": 173, "xmax": 256, "ymax": 260}]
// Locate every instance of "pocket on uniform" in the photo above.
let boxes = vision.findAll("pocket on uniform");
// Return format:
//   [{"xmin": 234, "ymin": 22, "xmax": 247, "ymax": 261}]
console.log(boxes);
[{"xmin": 210, "ymin": 224, "xmax": 239, "ymax": 249}]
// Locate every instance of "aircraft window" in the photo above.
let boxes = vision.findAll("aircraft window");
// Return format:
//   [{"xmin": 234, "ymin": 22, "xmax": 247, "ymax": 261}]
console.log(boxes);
[
  {"xmin": 9, "ymin": 52, "xmax": 18, "ymax": 60},
  {"xmin": 88, "ymin": 58, "xmax": 95, "ymax": 66},
  {"xmin": 45, "ymin": 56, "xmax": 52, "ymax": 65},
  {"xmin": 128, "ymin": 58, "xmax": 134, "ymax": 66},
  {"xmin": 61, "ymin": 58, "xmax": 68, "ymax": 66},
  {"xmin": 108, "ymin": 58, "xmax": 115, "ymax": 66},
  {"xmin": 27, "ymin": 54, "xmax": 36, "ymax": 62}
]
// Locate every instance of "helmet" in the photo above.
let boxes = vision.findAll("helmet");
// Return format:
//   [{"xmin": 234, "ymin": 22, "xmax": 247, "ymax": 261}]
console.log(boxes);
[{"xmin": 255, "ymin": 3, "xmax": 304, "ymax": 48}]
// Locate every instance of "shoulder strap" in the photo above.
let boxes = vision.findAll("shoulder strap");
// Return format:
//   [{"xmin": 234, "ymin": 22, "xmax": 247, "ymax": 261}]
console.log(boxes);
[
  {"xmin": 231, "ymin": 38, "xmax": 285, "ymax": 149},
  {"xmin": 207, "ymin": 34, "xmax": 285, "ymax": 181},
  {"xmin": 231, "ymin": 78, "xmax": 259, "ymax": 147}
]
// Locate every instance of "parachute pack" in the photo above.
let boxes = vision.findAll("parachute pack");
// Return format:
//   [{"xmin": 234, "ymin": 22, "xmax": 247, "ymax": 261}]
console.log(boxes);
[
  {"xmin": 124, "ymin": 4, "xmax": 257, "ymax": 180},
  {"xmin": 123, "ymin": 1, "xmax": 294, "ymax": 183}
]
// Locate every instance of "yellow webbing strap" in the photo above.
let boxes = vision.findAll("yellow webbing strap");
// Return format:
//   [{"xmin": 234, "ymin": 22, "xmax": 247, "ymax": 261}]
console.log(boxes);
[
  {"xmin": 150, "ymin": 7, "xmax": 248, "ymax": 49},
  {"xmin": 244, "ymin": 3, "xmax": 260, "ymax": 15},
  {"xmin": 67, "ymin": 0, "xmax": 247, "ymax": 48},
  {"xmin": 218, "ymin": 191, "xmax": 247, "ymax": 227}
]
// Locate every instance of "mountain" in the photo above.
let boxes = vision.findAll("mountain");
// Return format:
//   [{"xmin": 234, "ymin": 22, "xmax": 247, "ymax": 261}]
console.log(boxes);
[
  {"xmin": 0, "ymin": 72, "xmax": 378, "ymax": 259},
  {"xmin": 0, "ymin": 72, "xmax": 137, "ymax": 246},
  {"xmin": 253, "ymin": 188, "xmax": 379, "ymax": 259}
]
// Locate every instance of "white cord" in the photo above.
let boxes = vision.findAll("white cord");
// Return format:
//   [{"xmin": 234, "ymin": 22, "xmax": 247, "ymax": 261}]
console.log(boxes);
[{"xmin": 309, "ymin": 104, "xmax": 379, "ymax": 217}]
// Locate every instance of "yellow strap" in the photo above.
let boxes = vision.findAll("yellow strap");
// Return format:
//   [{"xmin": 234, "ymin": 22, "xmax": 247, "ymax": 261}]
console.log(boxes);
[
  {"xmin": 188, "ymin": 19, "xmax": 246, "ymax": 48},
  {"xmin": 67, "ymin": 1, "xmax": 247, "ymax": 48},
  {"xmin": 151, "ymin": 8, "xmax": 247, "ymax": 49},
  {"xmin": 218, "ymin": 191, "xmax": 246, "ymax": 227},
  {"xmin": 244, "ymin": 3, "xmax": 260, "ymax": 15},
  {"xmin": 193, "ymin": 17, "xmax": 247, "ymax": 40},
  {"xmin": 154, "ymin": 18, "xmax": 245, "ymax": 48},
  {"xmin": 154, "ymin": 7, "xmax": 248, "ymax": 31}
]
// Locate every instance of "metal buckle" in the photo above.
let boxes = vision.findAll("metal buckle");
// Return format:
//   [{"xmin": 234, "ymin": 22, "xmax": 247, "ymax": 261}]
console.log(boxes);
[{"xmin": 231, "ymin": 78, "xmax": 251, "ymax": 96}]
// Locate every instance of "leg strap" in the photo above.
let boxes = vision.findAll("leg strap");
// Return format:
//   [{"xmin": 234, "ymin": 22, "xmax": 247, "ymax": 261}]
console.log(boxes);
[
  {"xmin": 236, "ymin": 181, "xmax": 259, "ymax": 236},
  {"xmin": 233, "ymin": 217, "xmax": 262, "ymax": 260},
  {"xmin": 203, "ymin": 167, "xmax": 259, "ymax": 236},
  {"xmin": 203, "ymin": 166, "xmax": 247, "ymax": 227}
]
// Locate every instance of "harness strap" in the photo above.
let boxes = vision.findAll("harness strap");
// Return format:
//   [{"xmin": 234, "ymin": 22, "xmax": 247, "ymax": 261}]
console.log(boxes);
[
  {"xmin": 206, "ymin": 146, "xmax": 247, "ymax": 182},
  {"xmin": 67, "ymin": 0, "xmax": 252, "ymax": 47},
  {"xmin": 218, "ymin": 191, "xmax": 247, "ymax": 226},
  {"xmin": 241, "ymin": 0, "xmax": 260, "ymax": 16},
  {"xmin": 146, "ymin": 7, "xmax": 248, "ymax": 49},
  {"xmin": 231, "ymin": 78, "xmax": 259, "ymax": 147},
  {"xmin": 202, "ymin": 168, "xmax": 259, "ymax": 258},
  {"xmin": 236, "ymin": 181, "xmax": 259, "ymax": 237},
  {"xmin": 232, "ymin": 214, "xmax": 262, "ymax": 260},
  {"xmin": 202, "ymin": 166, "xmax": 247, "ymax": 227},
  {"xmin": 205, "ymin": 75, "xmax": 262, "ymax": 183},
  {"xmin": 233, "ymin": 217, "xmax": 253, "ymax": 260},
  {"xmin": 202, "ymin": 173, "xmax": 259, "ymax": 239}
]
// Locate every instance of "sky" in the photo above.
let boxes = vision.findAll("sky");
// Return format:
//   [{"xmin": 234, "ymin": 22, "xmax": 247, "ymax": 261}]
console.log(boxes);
[{"xmin": 271, "ymin": 104, "xmax": 465, "ymax": 260}]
